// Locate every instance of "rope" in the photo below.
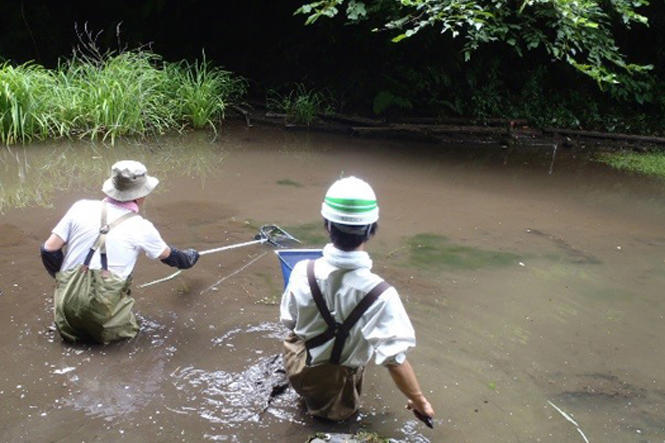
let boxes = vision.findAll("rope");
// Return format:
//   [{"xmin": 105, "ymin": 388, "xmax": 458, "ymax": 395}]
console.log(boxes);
[
  {"xmin": 137, "ymin": 224, "xmax": 298, "ymax": 289},
  {"xmin": 138, "ymin": 239, "xmax": 267, "ymax": 288},
  {"xmin": 138, "ymin": 269, "xmax": 183, "ymax": 289},
  {"xmin": 547, "ymin": 400, "xmax": 590, "ymax": 443},
  {"xmin": 200, "ymin": 252, "xmax": 268, "ymax": 295}
]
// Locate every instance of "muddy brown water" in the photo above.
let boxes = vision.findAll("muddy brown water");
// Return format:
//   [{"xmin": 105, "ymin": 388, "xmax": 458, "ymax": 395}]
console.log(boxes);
[{"xmin": 1, "ymin": 123, "xmax": 664, "ymax": 442}]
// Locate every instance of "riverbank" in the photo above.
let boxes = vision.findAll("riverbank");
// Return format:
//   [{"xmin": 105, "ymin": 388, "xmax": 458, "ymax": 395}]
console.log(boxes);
[{"xmin": 3, "ymin": 49, "xmax": 663, "ymax": 180}]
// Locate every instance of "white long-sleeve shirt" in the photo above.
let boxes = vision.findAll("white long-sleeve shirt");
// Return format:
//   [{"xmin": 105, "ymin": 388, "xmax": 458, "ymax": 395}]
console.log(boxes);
[{"xmin": 280, "ymin": 243, "xmax": 416, "ymax": 368}]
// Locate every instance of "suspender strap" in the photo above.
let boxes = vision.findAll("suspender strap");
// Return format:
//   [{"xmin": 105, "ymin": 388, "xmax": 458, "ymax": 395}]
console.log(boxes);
[
  {"xmin": 306, "ymin": 260, "xmax": 337, "ymax": 330},
  {"xmin": 83, "ymin": 202, "xmax": 137, "ymax": 269},
  {"xmin": 304, "ymin": 259, "xmax": 392, "ymax": 365},
  {"xmin": 329, "ymin": 279, "xmax": 391, "ymax": 364}
]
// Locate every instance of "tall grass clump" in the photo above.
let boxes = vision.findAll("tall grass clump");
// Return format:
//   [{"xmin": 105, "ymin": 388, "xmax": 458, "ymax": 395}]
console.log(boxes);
[
  {"xmin": 267, "ymin": 83, "xmax": 334, "ymax": 125},
  {"xmin": 0, "ymin": 62, "xmax": 55, "ymax": 144},
  {"xmin": 60, "ymin": 51, "xmax": 177, "ymax": 143},
  {"xmin": 169, "ymin": 57, "xmax": 246, "ymax": 132},
  {"xmin": 0, "ymin": 49, "xmax": 245, "ymax": 145}
]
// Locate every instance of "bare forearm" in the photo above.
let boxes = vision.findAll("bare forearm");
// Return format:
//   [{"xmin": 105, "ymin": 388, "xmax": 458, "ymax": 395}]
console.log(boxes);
[
  {"xmin": 388, "ymin": 359, "xmax": 424, "ymax": 401},
  {"xmin": 387, "ymin": 359, "xmax": 435, "ymax": 417}
]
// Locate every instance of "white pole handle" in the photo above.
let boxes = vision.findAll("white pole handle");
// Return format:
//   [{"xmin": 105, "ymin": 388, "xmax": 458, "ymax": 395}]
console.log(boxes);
[
  {"xmin": 138, "ymin": 237, "xmax": 269, "ymax": 288},
  {"xmin": 199, "ymin": 238, "xmax": 267, "ymax": 256}
]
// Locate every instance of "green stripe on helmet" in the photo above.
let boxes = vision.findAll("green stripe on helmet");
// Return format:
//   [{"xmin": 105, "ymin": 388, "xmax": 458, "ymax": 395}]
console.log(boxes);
[{"xmin": 325, "ymin": 197, "xmax": 377, "ymax": 213}]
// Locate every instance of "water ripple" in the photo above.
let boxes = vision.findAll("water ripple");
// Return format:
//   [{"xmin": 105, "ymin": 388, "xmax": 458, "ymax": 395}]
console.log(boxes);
[{"xmin": 169, "ymin": 354, "xmax": 301, "ymax": 427}]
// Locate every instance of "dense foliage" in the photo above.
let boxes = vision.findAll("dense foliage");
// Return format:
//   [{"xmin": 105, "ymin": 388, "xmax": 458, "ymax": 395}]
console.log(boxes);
[
  {"xmin": 296, "ymin": 0, "xmax": 652, "ymax": 97},
  {"xmin": 1, "ymin": 1, "xmax": 663, "ymax": 135}
]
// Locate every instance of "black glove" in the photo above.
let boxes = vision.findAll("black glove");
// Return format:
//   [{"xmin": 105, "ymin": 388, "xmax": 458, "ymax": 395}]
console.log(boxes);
[
  {"xmin": 161, "ymin": 247, "xmax": 200, "ymax": 269},
  {"xmin": 40, "ymin": 246, "xmax": 64, "ymax": 278}
]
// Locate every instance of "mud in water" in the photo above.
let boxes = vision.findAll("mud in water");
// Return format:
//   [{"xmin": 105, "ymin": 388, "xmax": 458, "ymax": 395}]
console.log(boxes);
[{"xmin": 1, "ymin": 123, "xmax": 665, "ymax": 442}]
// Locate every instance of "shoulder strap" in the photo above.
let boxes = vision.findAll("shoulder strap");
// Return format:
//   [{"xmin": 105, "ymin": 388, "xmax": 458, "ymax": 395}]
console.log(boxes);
[
  {"xmin": 304, "ymin": 259, "xmax": 392, "ymax": 365},
  {"xmin": 83, "ymin": 202, "xmax": 138, "ymax": 270}
]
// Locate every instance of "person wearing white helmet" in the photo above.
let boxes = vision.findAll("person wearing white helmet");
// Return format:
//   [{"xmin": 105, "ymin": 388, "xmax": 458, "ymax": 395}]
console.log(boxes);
[
  {"xmin": 280, "ymin": 176, "xmax": 435, "ymax": 423},
  {"xmin": 40, "ymin": 160, "xmax": 200, "ymax": 344}
]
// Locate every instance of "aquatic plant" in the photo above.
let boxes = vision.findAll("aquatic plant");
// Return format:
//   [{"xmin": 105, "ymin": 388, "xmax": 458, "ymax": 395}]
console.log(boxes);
[
  {"xmin": 267, "ymin": 83, "xmax": 334, "ymax": 126},
  {"xmin": 406, "ymin": 233, "xmax": 520, "ymax": 271},
  {"xmin": 0, "ymin": 50, "xmax": 246, "ymax": 145},
  {"xmin": 0, "ymin": 62, "xmax": 55, "ymax": 144},
  {"xmin": 596, "ymin": 151, "xmax": 665, "ymax": 179},
  {"xmin": 61, "ymin": 51, "xmax": 177, "ymax": 144},
  {"xmin": 168, "ymin": 56, "xmax": 247, "ymax": 132}
]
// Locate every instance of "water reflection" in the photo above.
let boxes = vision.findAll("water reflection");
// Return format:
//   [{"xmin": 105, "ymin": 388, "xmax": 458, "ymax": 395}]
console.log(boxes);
[{"xmin": 0, "ymin": 133, "xmax": 226, "ymax": 212}]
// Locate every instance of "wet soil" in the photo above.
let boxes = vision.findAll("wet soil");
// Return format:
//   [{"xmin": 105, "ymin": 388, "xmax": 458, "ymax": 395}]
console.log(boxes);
[{"xmin": 1, "ymin": 122, "xmax": 664, "ymax": 442}]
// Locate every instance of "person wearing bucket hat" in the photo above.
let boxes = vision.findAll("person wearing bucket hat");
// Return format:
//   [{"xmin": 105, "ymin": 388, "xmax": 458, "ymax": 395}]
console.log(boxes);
[
  {"xmin": 39, "ymin": 160, "xmax": 200, "ymax": 344},
  {"xmin": 280, "ymin": 176, "xmax": 435, "ymax": 424}
]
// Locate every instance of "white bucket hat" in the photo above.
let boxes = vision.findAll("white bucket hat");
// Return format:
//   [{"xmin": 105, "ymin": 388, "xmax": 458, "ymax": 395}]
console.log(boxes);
[{"xmin": 102, "ymin": 160, "xmax": 159, "ymax": 202}]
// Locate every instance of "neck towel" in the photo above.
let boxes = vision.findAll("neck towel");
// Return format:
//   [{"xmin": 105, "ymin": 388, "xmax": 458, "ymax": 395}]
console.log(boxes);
[{"xmin": 103, "ymin": 197, "xmax": 139, "ymax": 213}]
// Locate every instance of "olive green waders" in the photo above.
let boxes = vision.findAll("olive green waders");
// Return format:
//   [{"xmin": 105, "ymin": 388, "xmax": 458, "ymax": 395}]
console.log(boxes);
[
  {"xmin": 283, "ymin": 260, "xmax": 391, "ymax": 421},
  {"xmin": 53, "ymin": 203, "xmax": 139, "ymax": 344},
  {"xmin": 283, "ymin": 332, "xmax": 365, "ymax": 421}
]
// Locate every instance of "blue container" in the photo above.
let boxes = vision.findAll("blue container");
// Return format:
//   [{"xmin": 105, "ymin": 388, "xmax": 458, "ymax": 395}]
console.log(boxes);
[{"xmin": 275, "ymin": 249, "xmax": 323, "ymax": 288}]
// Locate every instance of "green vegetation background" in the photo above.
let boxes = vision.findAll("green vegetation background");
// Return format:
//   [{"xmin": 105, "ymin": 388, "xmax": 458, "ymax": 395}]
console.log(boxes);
[{"xmin": 1, "ymin": 1, "xmax": 664, "ymax": 137}]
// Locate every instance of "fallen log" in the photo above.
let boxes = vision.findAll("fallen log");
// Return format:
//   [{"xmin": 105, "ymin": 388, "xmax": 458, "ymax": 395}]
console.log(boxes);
[
  {"xmin": 230, "ymin": 105, "xmax": 252, "ymax": 127},
  {"xmin": 352, "ymin": 124, "xmax": 509, "ymax": 136},
  {"xmin": 397, "ymin": 117, "xmax": 528, "ymax": 127},
  {"xmin": 265, "ymin": 111, "xmax": 287, "ymax": 119},
  {"xmin": 392, "ymin": 123, "xmax": 509, "ymax": 135},
  {"xmin": 319, "ymin": 112, "xmax": 385, "ymax": 127},
  {"xmin": 543, "ymin": 127, "xmax": 665, "ymax": 145}
]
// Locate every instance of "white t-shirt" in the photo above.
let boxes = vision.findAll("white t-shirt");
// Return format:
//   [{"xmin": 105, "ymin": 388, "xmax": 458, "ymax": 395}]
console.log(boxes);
[
  {"xmin": 52, "ymin": 199, "xmax": 168, "ymax": 279},
  {"xmin": 280, "ymin": 243, "xmax": 416, "ymax": 368}
]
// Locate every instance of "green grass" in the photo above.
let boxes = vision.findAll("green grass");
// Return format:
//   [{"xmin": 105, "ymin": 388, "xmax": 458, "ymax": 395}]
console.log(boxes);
[
  {"xmin": 267, "ymin": 83, "xmax": 334, "ymax": 126},
  {"xmin": 0, "ymin": 62, "xmax": 54, "ymax": 144},
  {"xmin": 596, "ymin": 151, "xmax": 665, "ymax": 179},
  {"xmin": 406, "ymin": 233, "xmax": 520, "ymax": 271},
  {"xmin": 167, "ymin": 56, "xmax": 246, "ymax": 132},
  {"xmin": 0, "ymin": 50, "xmax": 245, "ymax": 145}
]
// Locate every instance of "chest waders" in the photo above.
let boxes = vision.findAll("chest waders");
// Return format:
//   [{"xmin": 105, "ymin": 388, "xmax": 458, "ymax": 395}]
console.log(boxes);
[
  {"xmin": 54, "ymin": 202, "xmax": 139, "ymax": 344},
  {"xmin": 304, "ymin": 260, "xmax": 391, "ymax": 366}
]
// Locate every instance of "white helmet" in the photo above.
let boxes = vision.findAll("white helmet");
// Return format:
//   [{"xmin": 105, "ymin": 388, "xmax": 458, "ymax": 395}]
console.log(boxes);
[{"xmin": 321, "ymin": 176, "xmax": 379, "ymax": 226}]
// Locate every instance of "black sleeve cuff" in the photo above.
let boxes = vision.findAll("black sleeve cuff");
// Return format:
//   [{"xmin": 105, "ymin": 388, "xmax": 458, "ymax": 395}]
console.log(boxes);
[{"xmin": 40, "ymin": 246, "xmax": 64, "ymax": 278}]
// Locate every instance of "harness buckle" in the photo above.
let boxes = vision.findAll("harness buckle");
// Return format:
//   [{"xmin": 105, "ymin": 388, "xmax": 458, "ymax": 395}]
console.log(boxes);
[{"xmin": 99, "ymin": 224, "xmax": 110, "ymax": 234}]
